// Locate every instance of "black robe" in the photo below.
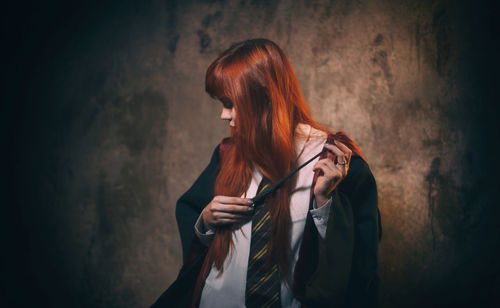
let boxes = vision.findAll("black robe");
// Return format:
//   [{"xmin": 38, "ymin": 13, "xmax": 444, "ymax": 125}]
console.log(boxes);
[{"xmin": 152, "ymin": 138, "xmax": 381, "ymax": 308}]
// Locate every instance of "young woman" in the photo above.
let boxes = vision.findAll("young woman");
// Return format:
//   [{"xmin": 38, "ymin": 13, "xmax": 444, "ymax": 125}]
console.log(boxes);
[{"xmin": 152, "ymin": 38, "xmax": 380, "ymax": 308}]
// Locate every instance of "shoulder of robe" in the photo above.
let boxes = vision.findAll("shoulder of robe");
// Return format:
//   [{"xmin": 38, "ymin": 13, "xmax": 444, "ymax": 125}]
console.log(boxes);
[{"xmin": 339, "ymin": 155, "xmax": 376, "ymax": 195}]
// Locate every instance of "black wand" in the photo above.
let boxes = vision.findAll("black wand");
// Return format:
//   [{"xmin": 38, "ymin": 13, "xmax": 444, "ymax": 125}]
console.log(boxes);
[{"xmin": 250, "ymin": 150, "xmax": 325, "ymax": 207}]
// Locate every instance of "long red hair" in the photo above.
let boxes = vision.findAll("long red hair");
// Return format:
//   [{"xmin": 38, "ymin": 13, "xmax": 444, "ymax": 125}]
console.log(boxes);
[{"xmin": 205, "ymin": 38, "xmax": 363, "ymax": 277}]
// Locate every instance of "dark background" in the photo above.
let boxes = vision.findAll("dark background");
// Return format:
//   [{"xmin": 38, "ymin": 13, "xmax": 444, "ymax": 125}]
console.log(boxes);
[{"xmin": 3, "ymin": 0, "xmax": 499, "ymax": 307}]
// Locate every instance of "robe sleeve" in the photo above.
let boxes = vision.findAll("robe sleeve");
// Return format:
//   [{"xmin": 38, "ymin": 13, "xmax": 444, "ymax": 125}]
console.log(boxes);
[
  {"xmin": 298, "ymin": 156, "xmax": 380, "ymax": 308},
  {"xmin": 193, "ymin": 212, "xmax": 215, "ymax": 246},
  {"xmin": 310, "ymin": 197, "xmax": 333, "ymax": 239},
  {"xmin": 344, "ymin": 157, "xmax": 380, "ymax": 307},
  {"xmin": 175, "ymin": 144, "xmax": 220, "ymax": 262}
]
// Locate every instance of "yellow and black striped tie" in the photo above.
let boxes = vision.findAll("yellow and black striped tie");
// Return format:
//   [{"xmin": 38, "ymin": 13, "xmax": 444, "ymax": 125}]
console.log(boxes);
[{"xmin": 245, "ymin": 178, "xmax": 281, "ymax": 308}]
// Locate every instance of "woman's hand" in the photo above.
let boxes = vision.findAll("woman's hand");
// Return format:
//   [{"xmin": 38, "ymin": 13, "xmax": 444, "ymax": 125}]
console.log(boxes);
[
  {"xmin": 202, "ymin": 196, "xmax": 254, "ymax": 230},
  {"xmin": 313, "ymin": 141, "xmax": 352, "ymax": 208}
]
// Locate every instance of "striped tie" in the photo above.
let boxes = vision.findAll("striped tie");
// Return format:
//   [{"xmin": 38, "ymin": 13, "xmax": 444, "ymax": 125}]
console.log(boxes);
[{"xmin": 245, "ymin": 177, "xmax": 281, "ymax": 308}]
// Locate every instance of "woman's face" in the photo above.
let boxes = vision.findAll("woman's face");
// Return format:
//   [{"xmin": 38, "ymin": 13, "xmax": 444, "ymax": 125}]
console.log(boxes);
[{"xmin": 220, "ymin": 101, "xmax": 236, "ymax": 127}]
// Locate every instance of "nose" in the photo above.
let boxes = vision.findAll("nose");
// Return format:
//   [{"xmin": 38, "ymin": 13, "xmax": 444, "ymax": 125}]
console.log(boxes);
[{"xmin": 221, "ymin": 107, "xmax": 232, "ymax": 120}]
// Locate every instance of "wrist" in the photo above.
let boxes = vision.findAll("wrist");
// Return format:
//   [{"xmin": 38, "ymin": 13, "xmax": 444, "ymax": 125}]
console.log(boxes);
[
  {"xmin": 201, "ymin": 209, "xmax": 210, "ymax": 230},
  {"xmin": 315, "ymin": 195, "xmax": 330, "ymax": 208}
]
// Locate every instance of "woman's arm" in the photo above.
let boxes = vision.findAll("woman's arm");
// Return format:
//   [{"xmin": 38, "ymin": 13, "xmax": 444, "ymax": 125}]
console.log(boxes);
[
  {"xmin": 175, "ymin": 144, "xmax": 254, "ymax": 258},
  {"xmin": 175, "ymin": 145, "xmax": 221, "ymax": 261},
  {"xmin": 298, "ymin": 156, "xmax": 380, "ymax": 308}
]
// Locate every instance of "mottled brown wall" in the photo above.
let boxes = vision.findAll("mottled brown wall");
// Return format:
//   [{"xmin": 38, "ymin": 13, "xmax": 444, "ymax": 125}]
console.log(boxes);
[{"xmin": 4, "ymin": 0, "xmax": 499, "ymax": 307}]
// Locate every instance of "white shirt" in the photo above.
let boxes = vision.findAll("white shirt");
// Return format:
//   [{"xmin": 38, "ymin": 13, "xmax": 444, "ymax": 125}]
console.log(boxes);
[{"xmin": 194, "ymin": 123, "xmax": 332, "ymax": 308}]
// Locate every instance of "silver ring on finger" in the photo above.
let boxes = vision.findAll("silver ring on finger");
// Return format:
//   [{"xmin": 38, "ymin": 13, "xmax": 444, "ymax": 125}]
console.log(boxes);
[{"xmin": 337, "ymin": 161, "xmax": 346, "ymax": 166}]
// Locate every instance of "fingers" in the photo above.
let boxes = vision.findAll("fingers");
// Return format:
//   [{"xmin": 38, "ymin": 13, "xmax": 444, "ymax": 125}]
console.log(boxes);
[
  {"xmin": 313, "ymin": 158, "xmax": 342, "ymax": 179},
  {"xmin": 211, "ymin": 196, "xmax": 253, "ymax": 213},
  {"xmin": 323, "ymin": 143, "xmax": 347, "ymax": 164},
  {"xmin": 214, "ymin": 195, "xmax": 253, "ymax": 206},
  {"xmin": 206, "ymin": 216, "xmax": 247, "ymax": 226},
  {"xmin": 313, "ymin": 158, "xmax": 336, "ymax": 173},
  {"xmin": 211, "ymin": 217, "xmax": 252, "ymax": 226},
  {"xmin": 214, "ymin": 212, "xmax": 249, "ymax": 221},
  {"xmin": 204, "ymin": 196, "xmax": 254, "ymax": 228},
  {"xmin": 323, "ymin": 142, "xmax": 352, "ymax": 175},
  {"xmin": 312, "ymin": 158, "xmax": 344, "ymax": 200},
  {"xmin": 209, "ymin": 210, "xmax": 251, "ymax": 226},
  {"xmin": 325, "ymin": 149, "xmax": 335, "ymax": 161},
  {"xmin": 333, "ymin": 140, "xmax": 352, "ymax": 165},
  {"xmin": 212, "ymin": 203, "xmax": 254, "ymax": 214}
]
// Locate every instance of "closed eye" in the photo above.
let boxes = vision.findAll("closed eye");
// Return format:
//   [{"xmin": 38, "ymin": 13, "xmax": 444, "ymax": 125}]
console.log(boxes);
[{"xmin": 221, "ymin": 99, "xmax": 233, "ymax": 109}]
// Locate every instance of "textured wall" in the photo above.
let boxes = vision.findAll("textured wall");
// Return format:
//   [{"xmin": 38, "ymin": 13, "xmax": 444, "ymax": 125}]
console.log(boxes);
[{"xmin": 4, "ymin": 0, "xmax": 499, "ymax": 307}]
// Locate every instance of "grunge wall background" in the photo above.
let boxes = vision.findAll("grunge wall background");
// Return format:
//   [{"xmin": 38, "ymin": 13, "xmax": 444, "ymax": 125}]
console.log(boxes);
[{"xmin": 3, "ymin": 0, "xmax": 499, "ymax": 307}]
